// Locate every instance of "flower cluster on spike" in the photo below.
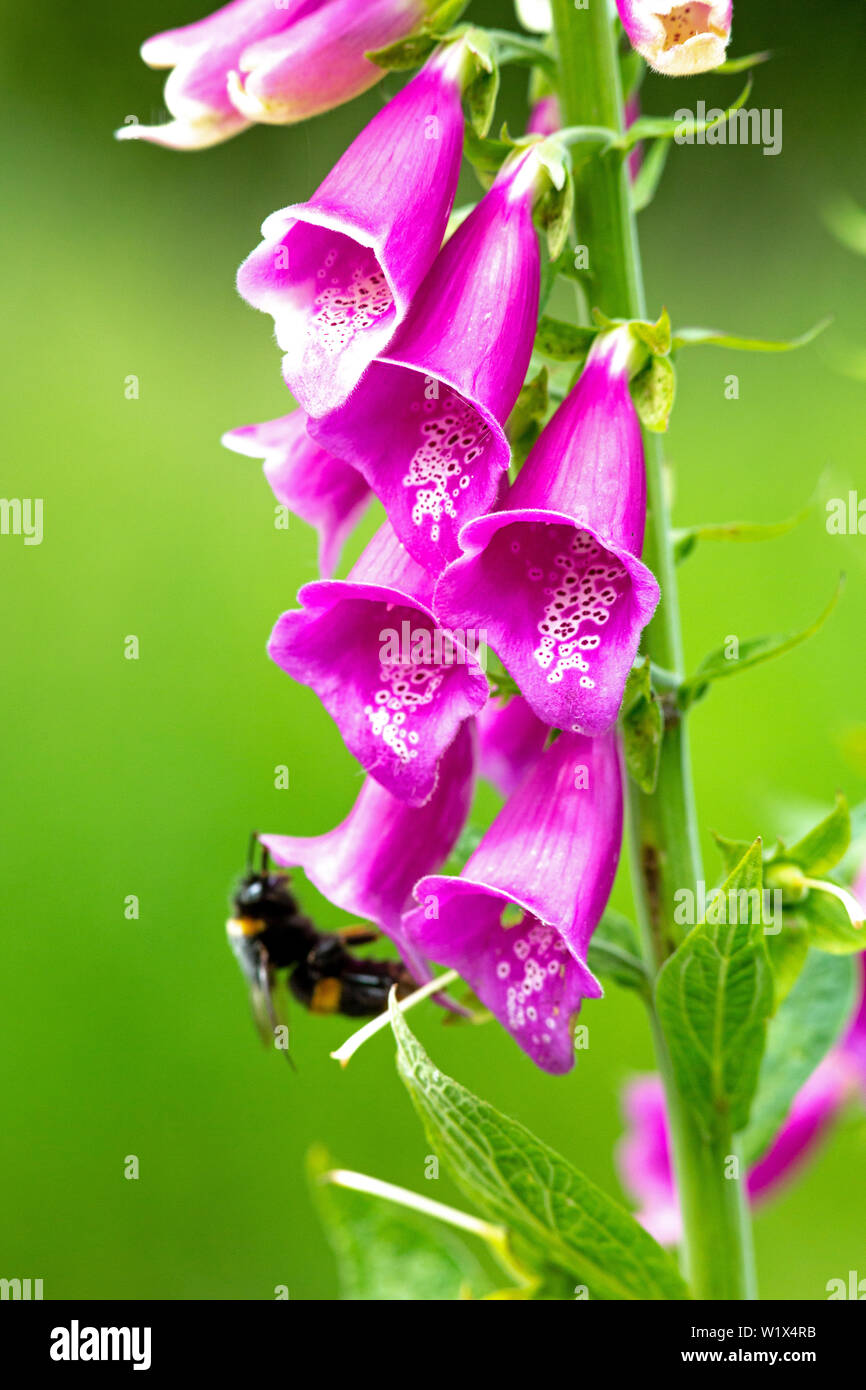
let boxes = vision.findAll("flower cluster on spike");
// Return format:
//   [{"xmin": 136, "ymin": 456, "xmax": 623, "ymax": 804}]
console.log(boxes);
[{"xmin": 119, "ymin": 11, "xmax": 668, "ymax": 1074}]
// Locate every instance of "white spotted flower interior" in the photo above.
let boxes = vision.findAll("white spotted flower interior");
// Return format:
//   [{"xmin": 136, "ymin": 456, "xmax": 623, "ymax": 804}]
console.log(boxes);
[
  {"xmin": 236, "ymin": 42, "xmax": 470, "ymax": 417},
  {"xmin": 404, "ymin": 730, "xmax": 623, "ymax": 1073},
  {"xmin": 266, "ymin": 522, "xmax": 488, "ymax": 805},
  {"xmin": 615, "ymin": 1, "xmax": 732, "ymax": 76},
  {"xmin": 435, "ymin": 329, "xmax": 660, "ymax": 735},
  {"xmin": 310, "ymin": 149, "xmax": 544, "ymax": 574}
]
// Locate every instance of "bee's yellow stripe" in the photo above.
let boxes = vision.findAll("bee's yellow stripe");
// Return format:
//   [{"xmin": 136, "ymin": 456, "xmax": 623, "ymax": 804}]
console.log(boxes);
[
  {"xmin": 226, "ymin": 917, "xmax": 264, "ymax": 939},
  {"xmin": 310, "ymin": 977, "xmax": 342, "ymax": 1014}
]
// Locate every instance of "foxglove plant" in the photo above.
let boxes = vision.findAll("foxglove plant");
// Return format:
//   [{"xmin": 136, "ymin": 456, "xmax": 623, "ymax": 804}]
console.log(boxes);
[{"xmin": 122, "ymin": 0, "xmax": 866, "ymax": 1303}]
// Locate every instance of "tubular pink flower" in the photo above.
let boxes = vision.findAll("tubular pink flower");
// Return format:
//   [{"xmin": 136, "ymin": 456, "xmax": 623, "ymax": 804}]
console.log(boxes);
[
  {"xmin": 476, "ymin": 695, "xmax": 549, "ymax": 797},
  {"xmin": 309, "ymin": 148, "xmax": 544, "ymax": 574},
  {"xmin": 116, "ymin": 0, "xmax": 326, "ymax": 150},
  {"xmin": 615, "ymin": 1, "xmax": 732, "ymax": 77},
  {"xmin": 227, "ymin": 0, "xmax": 433, "ymax": 125},
  {"xmin": 267, "ymin": 522, "xmax": 489, "ymax": 806},
  {"xmin": 222, "ymin": 410, "xmax": 370, "ymax": 577},
  {"xmin": 435, "ymin": 330, "xmax": 660, "ymax": 736},
  {"xmin": 236, "ymin": 43, "xmax": 469, "ymax": 418},
  {"xmin": 260, "ymin": 720, "xmax": 475, "ymax": 974},
  {"xmin": 402, "ymin": 730, "xmax": 623, "ymax": 1073},
  {"xmin": 618, "ymin": 955, "xmax": 866, "ymax": 1243}
]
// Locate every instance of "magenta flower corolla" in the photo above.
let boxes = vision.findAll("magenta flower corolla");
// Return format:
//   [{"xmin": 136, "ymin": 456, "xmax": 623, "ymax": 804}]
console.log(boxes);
[
  {"xmin": 260, "ymin": 719, "xmax": 475, "ymax": 977},
  {"xmin": 476, "ymin": 694, "xmax": 549, "ymax": 797},
  {"xmin": 402, "ymin": 729, "xmax": 623, "ymax": 1073},
  {"xmin": 227, "ymin": 0, "xmax": 436, "ymax": 125},
  {"xmin": 618, "ymin": 955, "xmax": 866, "ymax": 1245},
  {"xmin": 309, "ymin": 147, "xmax": 544, "ymax": 574},
  {"xmin": 267, "ymin": 521, "xmax": 489, "ymax": 806},
  {"xmin": 435, "ymin": 329, "xmax": 660, "ymax": 736},
  {"xmin": 615, "ymin": 1, "xmax": 732, "ymax": 76},
  {"xmin": 222, "ymin": 410, "xmax": 369, "ymax": 577},
  {"xmin": 116, "ymin": 0, "xmax": 433, "ymax": 150},
  {"xmin": 236, "ymin": 41, "xmax": 470, "ymax": 419}
]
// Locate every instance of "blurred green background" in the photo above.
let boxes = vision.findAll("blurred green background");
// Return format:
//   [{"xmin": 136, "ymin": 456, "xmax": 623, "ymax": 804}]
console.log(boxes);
[{"xmin": 1, "ymin": 0, "xmax": 865, "ymax": 1300}]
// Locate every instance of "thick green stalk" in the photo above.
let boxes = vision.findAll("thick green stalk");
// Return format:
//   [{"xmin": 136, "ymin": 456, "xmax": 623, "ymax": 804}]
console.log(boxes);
[{"xmin": 550, "ymin": 0, "xmax": 756, "ymax": 1300}]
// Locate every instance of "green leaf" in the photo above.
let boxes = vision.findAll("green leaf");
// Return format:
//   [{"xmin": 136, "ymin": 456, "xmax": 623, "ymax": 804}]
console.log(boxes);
[
  {"xmin": 390, "ymin": 1001, "xmax": 690, "ymax": 1300},
  {"xmin": 631, "ymin": 138, "xmax": 671, "ymax": 214},
  {"xmin": 534, "ymin": 315, "xmax": 597, "ymax": 362},
  {"xmin": 620, "ymin": 657, "xmax": 663, "ymax": 794},
  {"xmin": 462, "ymin": 123, "xmax": 516, "ymax": 183},
  {"xmin": 782, "ymin": 793, "xmax": 851, "ymax": 877},
  {"xmin": 681, "ymin": 578, "xmax": 844, "ymax": 707},
  {"xmin": 587, "ymin": 910, "xmax": 649, "ymax": 992},
  {"xmin": 655, "ymin": 840, "xmax": 774, "ymax": 1139},
  {"xmin": 623, "ymin": 76, "xmax": 753, "ymax": 150},
  {"xmin": 308, "ymin": 1147, "xmax": 489, "ymax": 1300},
  {"xmin": 716, "ymin": 50, "xmax": 773, "ymax": 74},
  {"xmin": 672, "ymin": 496, "xmax": 812, "ymax": 564},
  {"xmin": 739, "ymin": 952, "xmax": 856, "ymax": 1166},
  {"xmin": 712, "ymin": 831, "xmax": 756, "ymax": 877},
  {"xmin": 672, "ymin": 317, "xmax": 831, "ymax": 354},
  {"xmin": 798, "ymin": 891, "xmax": 866, "ymax": 955},
  {"xmin": 631, "ymin": 353, "xmax": 676, "ymax": 433}
]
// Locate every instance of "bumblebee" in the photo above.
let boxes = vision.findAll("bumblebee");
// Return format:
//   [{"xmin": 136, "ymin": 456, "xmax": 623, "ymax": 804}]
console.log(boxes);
[{"xmin": 227, "ymin": 837, "xmax": 416, "ymax": 1052}]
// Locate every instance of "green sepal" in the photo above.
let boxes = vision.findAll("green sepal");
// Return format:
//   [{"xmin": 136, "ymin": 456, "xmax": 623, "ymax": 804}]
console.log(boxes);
[
  {"xmin": 620, "ymin": 656, "xmax": 663, "ymax": 794},
  {"xmin": 796, "ymin": 892, "xmax": 866, "ymax": 955},
  {"xmin": 782, "ymin": 792, "xmax": 851, "ymax": 877},
  {"xmin": 534, "ymin": 315, "xmax": 597, "ymax": 362},
  {"xmin": 764, "ymin": 920, "xmax": 810, "ymax": 1007},
  {"xmin": 533, "ymin": 144, "xmax": 575, "ymax": 261},
  {"xmin": 462, "ymin": 28, "xmax": 499, "ymax": 137},
  {"xmin": 739, "ymin": 951, "xmax": 856, "ymax": 1166},
  {"xmin": 389, "ymin": 999, "xmax": 691, "ymax": 1300},
  {"xmin": 655, "ymin": 839, "xmax": 774, "ymax": 1140},
  {"xmin": 679, "ymin": 577, "xmax": 844, "ymax": 709},
  {"xmin": 366, "ymin": 1, "xmax": 471, "ymax": 70},
  {"xmin": 671, "ymin": 317, "xmax": 831, "ymax": 354},
  {"xmin": 630, "ymin": 353, "xmax": 676, "ymax": 433},
  {"xmin": 587, "ymin": 910, "xmax": 649, "ymax": 993},
  {"xmin": 631, "ymin": 307, "xmax": 672, "ymax": 357}
]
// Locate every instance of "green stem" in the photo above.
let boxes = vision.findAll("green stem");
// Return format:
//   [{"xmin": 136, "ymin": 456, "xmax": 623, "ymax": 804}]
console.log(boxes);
[{"xmin": 550, "ymin": 0, "xmax": 756, "ymax": 1301}]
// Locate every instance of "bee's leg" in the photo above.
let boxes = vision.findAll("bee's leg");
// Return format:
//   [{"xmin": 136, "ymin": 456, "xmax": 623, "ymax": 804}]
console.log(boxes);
[{"xmin": 336, "ymin": 923, "xmax": 380, "ymax": 947}]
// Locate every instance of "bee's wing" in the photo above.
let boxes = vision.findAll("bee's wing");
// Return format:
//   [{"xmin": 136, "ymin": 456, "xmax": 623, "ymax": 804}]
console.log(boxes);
[{"xmin": 227, "ymin": 923, "xmax": 294, "ymax": 1064}]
